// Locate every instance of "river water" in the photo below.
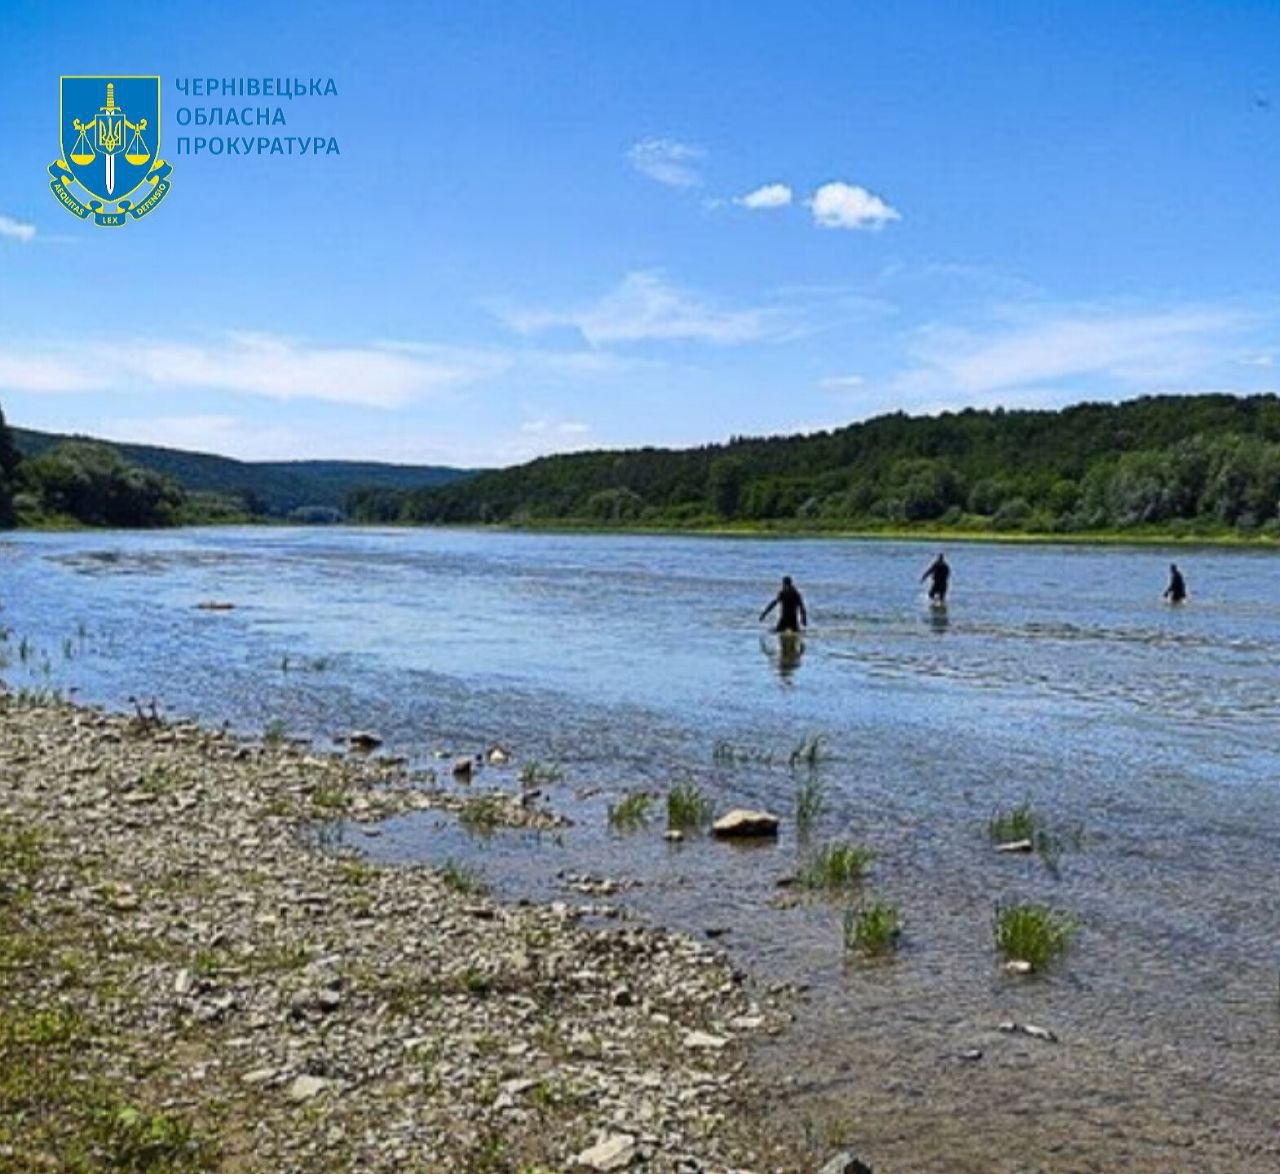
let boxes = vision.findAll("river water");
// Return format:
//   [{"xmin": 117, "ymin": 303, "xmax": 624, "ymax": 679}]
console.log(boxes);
[{"xmin": 2, "ymin": 526, "xmax": 1278, "ymax": 1170}]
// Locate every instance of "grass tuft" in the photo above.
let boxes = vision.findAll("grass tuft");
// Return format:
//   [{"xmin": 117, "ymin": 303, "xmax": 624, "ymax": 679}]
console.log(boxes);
[
  {"xmin": 789, "ymin": 733, "xmax": 827, "ymax": 771},
  {"xmin": 844, "ymin": 900, "xmax": 902, "ymax": 957},
  {"xmin": 666, "ymin": 782, "xmax": 713, "ymax": 831},
  {"xmin": 994, "ymin": 902, "xmax": 1079, "ymax": 972},
  {"xmin": 458, "ymin": 794, "xmax": 507, "ymax": 835},
  {"xmin": 518, "ymin": 761, "xmax": 563, "ymax": 786},
  {"xmin": 989, "ymin": 802, "xmax": 1085, "ymax": 876},
  {"xmin": 439, "ymin": 859, "xmax": 488, "ymax": 896},
  {"xmin": 795, "ymin": 775, "xmax": 826, "ymax": 835},
  {"xmin": 988, "ymin": 802, "xmax": 1041, "ymax": 843},
  {"xmin": 607, "ymin": 791, "xmax": 654, "ymax": 831},
  {"xmin": 798, "ymin": 841, "xmax": 874, "ymax": 890}
]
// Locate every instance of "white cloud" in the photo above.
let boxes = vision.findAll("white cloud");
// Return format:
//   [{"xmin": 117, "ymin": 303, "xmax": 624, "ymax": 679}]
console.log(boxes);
[
  {"xmin": 735, "ymin": 183, "xmax": 792, "ymax": 210},
  {"xmin": 886, "ymin": 304, "xmax": 1263, "ymax": 410},
  {"xmin": 0, "ymin": 353, "xmax": 101, "ymax": 392},
  {"xmin": 500, "ymin": 271, "xmax": 784, "ymax": 346},
  {"xmin": 0, "ymin": 333, "xmax": 508, "ymax": 407},
  {"xmin": 819, "ymin": 374, "xmax": 865, "ymax": 390},
  {"xmin": 95, "ymin": 414, "xmax": 251, "ymax": 453},
  {"xmin": 921, "ymin": 309, "xmax": 1242, "ymax": 393},
  {"xmin": 809, "ymin": 182, "xmax": 900, "ymax": 230},
  {"xmin": 628, "ymin": 138, "xmax": 705, "ymax": 188},
  {"xmin": 0, "ymin": 215, "xmax": 36, "ymax": 243},
  {"xmin": 519, "ymin": 418, "xmax": 590, "ymax": 436}
]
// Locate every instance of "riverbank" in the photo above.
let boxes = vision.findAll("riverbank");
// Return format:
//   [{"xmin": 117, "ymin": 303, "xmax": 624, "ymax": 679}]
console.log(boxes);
[
  {"xmin": 0, "ymin": 694, "xmax": 798, "ymax": 1173},
  {"xmin": 336, "ymin": 519, "xmax": 1279, "ymax": 549},
  {"xmin": 9, "ymin": 516, "xmax": 1279, "ymax": 549}
]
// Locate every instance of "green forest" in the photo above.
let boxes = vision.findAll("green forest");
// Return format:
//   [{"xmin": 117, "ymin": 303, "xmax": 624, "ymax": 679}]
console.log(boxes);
[
  {"xmin": 0, "ymin": 408, "xmax": 471, "ymax": 528},
  {"xmin": 0, "ymin": 406, "xmax": 192, "ymax": 528},
  {"xmin": 11, "ymin": 425, "xmax": 467, "ymax": 518},
  {"xmin": 8, "ymin": 395, "xmax": 1280, "ymax": 538},
  {"xmin": 347, "ymin": 394, "xmax": 1280, "ymax": 540}
]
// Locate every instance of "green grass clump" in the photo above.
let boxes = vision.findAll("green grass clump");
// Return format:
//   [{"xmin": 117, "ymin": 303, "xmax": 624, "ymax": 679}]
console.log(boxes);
[
  {"xmin": 844, "ymin": 901, "xmax": 902, "ymax": 957},
  {"xmin": 0, "ymin": 818, "xmax": 218, "ymax": 1170},
  {"xmin": 795, "ymin": 775, "xmax": 826, "ymax": 834},
  {"xmin": 262, "ymin": 718, "xmax": 288, "ymax": 747},
  {"xmin": 0, "ymin": 825, "xmax": 43, "ymax": 904},
  {"xmin": 338, "ymin": 857, "xmax": 377, "ymax": 886},
  {"xmin": 439, "ymin": 859, "xmax": 489, "ymax": 896},
  {"xmin": 518, "ymin": 760, "xmax": 563, "ymax": 785},
  {"xmin": 607, "ymin": 792, "xmax": 654, "ymax": 831},
  {"xmin": 988, "ymin": 802, "xmax": 1041, "ymax": 843},
  {"xmin": 666, "ymin": 782, "xmax": 713, "ymax": 831},
  {"xmin": 311, "ymin": 784, "xmax": 352, "ymax": 813},
  {"xmin": 458, "ymin": 793, "xmax": 507, "ymax": 835},
  {"xmin": 798, "ymin": 841, "xmax": 875, "ymax": 890},
  {"xmin": 994, "ymin": 902, "xmax": 1079, "ymax": 972},
  {"xmin": 97, "ymin": 1103, "xmax": 215, "ymax": 1170},
  {"xmin": 989, "ymin": 803, "xmax": 1085, "ymax": 876},
  {"xmin": 789, "ymin": 733, "xmax": 827, "ymax": 771}
]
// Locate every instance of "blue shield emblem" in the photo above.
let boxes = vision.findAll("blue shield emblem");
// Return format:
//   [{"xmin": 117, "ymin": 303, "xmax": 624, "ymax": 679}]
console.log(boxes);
[{"xmin": 60, "ymin": 76, "xmax": 160, "ymax": 203}]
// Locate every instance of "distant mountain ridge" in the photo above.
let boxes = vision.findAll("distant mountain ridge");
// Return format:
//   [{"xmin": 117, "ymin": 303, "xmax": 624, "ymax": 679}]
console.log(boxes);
[{"xmin": 10, "ymin": 427, "xmax": 472, "ymax": 516}]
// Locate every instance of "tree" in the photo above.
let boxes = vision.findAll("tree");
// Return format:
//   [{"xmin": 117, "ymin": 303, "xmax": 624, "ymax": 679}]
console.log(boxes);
[
  {"xmin": 0, "ymin": 402, "xmax": 18, "ymax": 527},
  {"xmin": 707, "ymin": 456, "xmax": 746, "ymax": 519},
  {"xmin": 23, "ymin": 441, "xmax": 184, "ymax": 527}
]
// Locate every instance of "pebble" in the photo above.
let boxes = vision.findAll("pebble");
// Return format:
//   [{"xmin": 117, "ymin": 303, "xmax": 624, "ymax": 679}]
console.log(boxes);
[
  {"xmin": 0, "ymin": 695, "xmax": 784, "ymax": 1172},
  {"xmin": 574, "ymin": 1133, "xmax": 638, "ymax": 1171}
]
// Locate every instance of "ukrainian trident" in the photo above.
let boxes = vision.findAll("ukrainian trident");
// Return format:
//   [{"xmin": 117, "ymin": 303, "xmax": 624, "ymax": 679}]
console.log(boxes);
[{"xmin": 50, "ymin": 76, "xmax": 174, "ymax": 227}]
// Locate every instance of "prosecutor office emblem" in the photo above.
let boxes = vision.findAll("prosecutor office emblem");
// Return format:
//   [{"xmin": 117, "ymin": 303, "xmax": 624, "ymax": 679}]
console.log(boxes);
[{"xmin": 49, "ymin": 76, "xmax": 174, "ymax": 227}]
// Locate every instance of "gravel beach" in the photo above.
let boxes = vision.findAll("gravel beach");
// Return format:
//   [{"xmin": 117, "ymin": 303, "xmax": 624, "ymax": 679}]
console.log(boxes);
[{"xmin": 0, "ymin": 695, "xmax": 797, "ymax": 1172}]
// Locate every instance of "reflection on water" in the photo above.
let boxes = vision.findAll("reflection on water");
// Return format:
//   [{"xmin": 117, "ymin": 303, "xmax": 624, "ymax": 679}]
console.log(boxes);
[
  {"xmin": 4, "ymin": 526, "xmax": 1280, "ymax": 1166},
  {"xmin": 760, "ymin": 632, "xmax": 806, "ymax": 683}
]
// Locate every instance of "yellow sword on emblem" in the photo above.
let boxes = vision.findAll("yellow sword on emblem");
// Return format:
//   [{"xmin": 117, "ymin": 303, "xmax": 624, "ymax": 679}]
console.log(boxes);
[
  {"xmin": 98, "ymin": 83, "xmax": 123, "ymax": 196},
  {"xmin": 70, "ymin": 83, "xmax": 150, "ymax": 200}
]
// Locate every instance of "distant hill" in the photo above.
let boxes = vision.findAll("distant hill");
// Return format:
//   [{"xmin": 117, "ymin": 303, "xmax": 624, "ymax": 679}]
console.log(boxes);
[
  {"xmin": 10, "ymin": 427, "xmax": 472, "ymax": 517},
  {"xmin": 346, "ymin": 394, "xmax": 1280, "ymax": 538}
]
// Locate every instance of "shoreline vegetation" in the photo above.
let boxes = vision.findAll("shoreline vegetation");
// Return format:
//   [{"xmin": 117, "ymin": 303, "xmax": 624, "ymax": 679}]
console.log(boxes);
[
  {"xmin": 7, "ymin": 395, "xmax": 1280, "ymax": 546},
  {"xmin": 348, "ymin": 394, "xmax": 1280, "ymax": 544},
  {"xmin": 0, "ymin": 693, "xmax": 800, "ymax": 1173}
]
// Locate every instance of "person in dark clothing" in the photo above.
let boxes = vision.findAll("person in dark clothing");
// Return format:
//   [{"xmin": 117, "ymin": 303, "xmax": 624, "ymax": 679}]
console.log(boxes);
[
  {"xmin": 760, "ymin": 575, "xmax": 807, "ymax": 633},
  {"xmin": 1164, "ymin": 563, "xmax": 1187, "ymax": 604},
  {"xmin": 921, "ymin": 553, "xmax": 951, "ymax": 603}
]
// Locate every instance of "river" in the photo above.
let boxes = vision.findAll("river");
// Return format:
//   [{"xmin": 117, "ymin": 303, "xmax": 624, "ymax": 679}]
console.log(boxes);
[{"xmin": 3, "ymin": 526, "xmax": 1278, "ymax": 1170}]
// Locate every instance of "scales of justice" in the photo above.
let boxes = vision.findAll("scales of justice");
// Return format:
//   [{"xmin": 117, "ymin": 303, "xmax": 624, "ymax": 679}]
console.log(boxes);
[{"xmin": 69, "ymin": 82, "xmax": 150, "ymax": 197}]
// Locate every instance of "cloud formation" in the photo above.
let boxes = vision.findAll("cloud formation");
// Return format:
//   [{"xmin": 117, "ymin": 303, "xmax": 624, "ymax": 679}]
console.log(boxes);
[
  {"xmin": 0, "ymin": 332, "xmax": 507, "ymax": 408},
  {"xmin": 888, "ymin": 304, "xmax": 1262, "ymax": 412},
  {"xmin": 0, "ymin": 215, "xmax": 36, "ymax": 243},
  {"xmin": 735, "ymin": 183, "xmax": 792, "ymax": 210},
  {"xmin": 627, "ymin": 138, "xmax": 705, "ymax": 188},
  {"xmin": 500, "ymin": 271, "xmax": 784, "ymax": 346},
  {"xmin": 809, "ymin": 182, "xmax": 901, "ymax": 230}
]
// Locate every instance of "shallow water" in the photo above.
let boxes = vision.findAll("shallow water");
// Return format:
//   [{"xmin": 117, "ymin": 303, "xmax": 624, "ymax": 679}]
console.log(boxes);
[{"xmin": 4, "ymin": 526, "xmax": 1279, "ymax": 1169}]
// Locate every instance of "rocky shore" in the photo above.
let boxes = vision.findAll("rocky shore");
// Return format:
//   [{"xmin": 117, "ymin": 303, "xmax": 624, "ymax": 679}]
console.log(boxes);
[{"xmin": 0, "ymin": 695, "xmax": 795, "ymax": 1172}]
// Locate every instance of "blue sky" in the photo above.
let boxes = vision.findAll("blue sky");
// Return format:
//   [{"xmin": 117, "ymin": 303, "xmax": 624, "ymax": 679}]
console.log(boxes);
[{"xmin": 1, "ymin": 0, "xmax": 1277, "ymax": 466}]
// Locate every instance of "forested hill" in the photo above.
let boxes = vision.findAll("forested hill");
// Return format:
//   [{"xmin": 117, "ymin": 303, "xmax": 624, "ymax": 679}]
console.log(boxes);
[
  {"xmin": 11, "ymin": 427, "xmax": 471, "ymax": 517},
  {"xmin": 348, "ymin": 395, "xmax": 1280, "ymax": 538}
]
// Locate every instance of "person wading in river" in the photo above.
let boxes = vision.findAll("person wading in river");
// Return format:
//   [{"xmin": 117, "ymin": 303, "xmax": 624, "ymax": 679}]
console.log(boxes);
[
  {"xmin": 921, "ymin": 552, "xmax": 951, "ymax": 604},
  {"xmin": 1164, "ymin": 563, "xmax": 1187, "ymax": 604},
  {"xmin": 759, "ymin": 576, "xmax": 808, "ymax": 634}
]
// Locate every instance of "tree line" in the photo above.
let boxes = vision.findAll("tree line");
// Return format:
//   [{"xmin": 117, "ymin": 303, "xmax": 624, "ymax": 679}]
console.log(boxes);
[
  {"xmin": 346, "ymin": 394, "xmax": 1280, "ymax": 538},
  {"xmin": 0, "ymin": 404, "xmax": 217, "ymax": 528}
]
